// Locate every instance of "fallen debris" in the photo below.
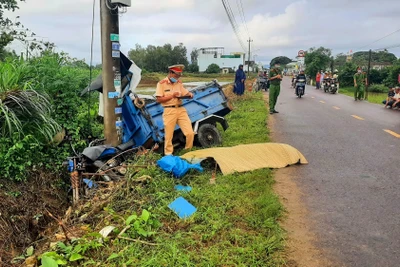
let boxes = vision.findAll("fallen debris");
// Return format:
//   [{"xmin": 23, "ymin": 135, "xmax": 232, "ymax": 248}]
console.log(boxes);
[{"xmin": 168, "ymin": 197, "xmax": 197, "ymax": 219}]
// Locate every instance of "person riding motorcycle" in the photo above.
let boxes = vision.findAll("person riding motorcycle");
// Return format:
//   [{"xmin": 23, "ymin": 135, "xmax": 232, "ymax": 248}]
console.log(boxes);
[
  {"xmin": 295, "ymin": 70, "xmax": 307, "ymax": 96},
  {"xmin": 291, "ymin": 73, "xmax": 297, "ymax": 88}
]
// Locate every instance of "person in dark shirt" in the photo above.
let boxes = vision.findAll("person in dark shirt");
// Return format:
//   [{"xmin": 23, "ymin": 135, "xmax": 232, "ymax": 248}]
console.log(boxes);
[
  {"xmin": 295, "ymin": 70, "xmax": 307, "ymax": 96},
  {"xmin": 383, "ymin": 87, "xmax": 395, "ymax": 107}
]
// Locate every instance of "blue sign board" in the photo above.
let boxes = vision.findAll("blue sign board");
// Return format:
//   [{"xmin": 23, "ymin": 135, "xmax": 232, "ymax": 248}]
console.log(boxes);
[{"xmin": 108, "ymin": 92, "xmax": 120, "ymax": 99}]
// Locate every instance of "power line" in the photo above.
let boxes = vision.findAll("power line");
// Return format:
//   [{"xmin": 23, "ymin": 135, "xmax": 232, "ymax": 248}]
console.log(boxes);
[
  {"xmin": 237, "ymin": 0, "xmax": 249, "ymax": 37},
  {"xmin": 221, "ymin": 0, "xmax": 246, "ymax": 51},
  {"xmin": 360, "ymin": 28, "xmax": 400, "ymax": 49},
  {"xmin": 373, "ymin": 43, "xmax": 400, "ymax": 51},
  {"xmin": 225, "ymin": 0, "xmax": 246, "ymax": 48}
]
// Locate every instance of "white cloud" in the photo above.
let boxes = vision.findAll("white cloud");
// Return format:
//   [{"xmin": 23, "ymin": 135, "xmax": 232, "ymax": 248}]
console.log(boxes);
[{"xmin": 4, "ymin": 0, "xmax": 400, "ymax": 65}]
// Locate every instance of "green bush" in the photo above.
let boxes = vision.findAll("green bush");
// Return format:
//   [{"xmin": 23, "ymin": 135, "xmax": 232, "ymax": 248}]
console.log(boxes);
[
  {"xmin": 384, "ymin": 64, "xmax": 400, "ymax": 87},
  {"xmin": 339, "ymin": 62, "xmax": 358, "ymax": 87},
  {"xmin": 0, "ymin": 52, "xmax": 103, "ymax": 182},
  {"xmin": 205, "ymin": 63, "xmax": 221, "ymax": 74},
  {"xmin": 368, "ymin": 84, "xmax": 389, "ymax": 93}
]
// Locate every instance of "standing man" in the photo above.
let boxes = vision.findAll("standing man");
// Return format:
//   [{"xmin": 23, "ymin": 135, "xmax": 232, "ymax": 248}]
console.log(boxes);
[
  {"xmin": 156, "ymin": 65, "xmax": 194, "ymax": 155},
  {"xmin": 316, "ymin": 70, "xmax": 321, "ymax": 89},
  {"xmin": 233, "ymin": 64, "xmax": 246, "ymax": 95},
  {"xmin": 269, "ymin": 62, "xmax": 282, "ymax": 114},
  {"xmin": 353, "ymin": 67, "xmax": 368, "ymax": 101},
  {"xmin": 320, "ymin": 70, "xmax": 325, "ymax": 89}
]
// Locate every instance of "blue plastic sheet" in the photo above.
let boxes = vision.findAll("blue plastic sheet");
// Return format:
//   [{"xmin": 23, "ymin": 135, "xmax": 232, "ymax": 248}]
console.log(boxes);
[
  {"xmin": 157, "ymin": 155, "xmax": 203, "ymax": 178},
  {"xmin": 168, "ymin": 197, "xmax": 197, "ymax": 219}
]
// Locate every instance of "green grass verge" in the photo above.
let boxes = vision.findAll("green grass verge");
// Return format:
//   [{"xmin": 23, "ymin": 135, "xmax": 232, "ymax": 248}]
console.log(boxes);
[
  {"xmin": 35, "ymin": 91, "xmax": 284, "ymax": 267},
  {"xmin": 339, "ymin": 86, "xmax": 386, "ymax": 104}
]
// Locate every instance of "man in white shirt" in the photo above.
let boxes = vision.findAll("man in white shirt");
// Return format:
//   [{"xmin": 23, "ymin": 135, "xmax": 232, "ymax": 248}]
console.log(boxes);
[{"xmin": 389, "ymin": 87, "xmax": 400, "ymax": 108}]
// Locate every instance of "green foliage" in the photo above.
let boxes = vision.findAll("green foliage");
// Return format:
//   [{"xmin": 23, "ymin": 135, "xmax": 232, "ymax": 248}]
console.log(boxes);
[
  {"xmin": 383, "ymin": 64, "xmax": 400, "ymax": 87},
  {"xmin": 305, "ymin": 47, "xmax": 332, "ymax": 77},
  {"xmin": 128, "ymin": 43, "xmax": 189, "ymax": 72},
  {"xmin": 205, "ymin": 63, "xmax": 220, "ymax": 74},
  {"xmin": 334, "ymin": 53, "xmax": 347, "ymax": 69},
  {"xmin": 0, "ymin": 60, "xmax": 60, "ymax": 140},
  {"xmin": 338, "ymin": 61, "xmax": 358, "ymax": 87},
  {"xmin": 39, "ymin": 235, "xmax": 104, "ymax": 267},
  {"xmin": 0, "ymin": 52, "xmax": 102, "ymax": 182},
  {"xmin": 124, "ymin": 209, "xmax": 160, "ymax": 238},
  {"xmin": 0, "ymin": 135, "xmax": 37, "ymax": 181},
  {"xmin": 368, "ymin": 84, "xmax": 389, "ymax": 93},
  {"xmin": 186, "ymin": 63, "xmax": 199, "ymax": 73},
  {"xmin": 270, "ymin": 56, "xmax": 292, "ymax": 67},
  {"xmin": 352, "ymin": 50, "xmax": 397, "ymax": 66},
  {"xmin": 190, "ymin": 48, "xmax": 199, "ymax": 64}
]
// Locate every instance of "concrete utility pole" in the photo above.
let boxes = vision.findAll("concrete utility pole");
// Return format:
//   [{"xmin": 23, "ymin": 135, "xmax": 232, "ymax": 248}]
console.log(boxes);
[
  {"xmin": 247, "ymin": 38, "xmax": 253, "ymax": 74},
  {"xmin": 366, "ymin": 49, "xmax": 372, "ymax": 100},
  {"xmin": 100, "ymin": 0, "xmax": 121, "ymax": 146}
]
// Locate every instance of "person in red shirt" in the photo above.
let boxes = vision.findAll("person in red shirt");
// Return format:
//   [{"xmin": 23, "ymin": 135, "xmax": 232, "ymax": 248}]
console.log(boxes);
[{"xmin": 316, "ymin": 71, "xmax": 321, "ymax": 89}]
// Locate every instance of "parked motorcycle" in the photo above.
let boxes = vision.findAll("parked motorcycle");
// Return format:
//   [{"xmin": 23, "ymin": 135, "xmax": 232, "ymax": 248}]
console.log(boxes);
[
  {"xmin": 295, "ymin": 78, "xmax": 306, "ymax": 98},
  {"xmin": 256, "ymin": 77, "xmax": 269, "ymax": 92},
  {"xmin": 323, "ymin": 78, "xmax": 331, "ymax": 93},
  {"xmin": 329, "ymin": 78, "xmax": 338, "ymax": 94}
]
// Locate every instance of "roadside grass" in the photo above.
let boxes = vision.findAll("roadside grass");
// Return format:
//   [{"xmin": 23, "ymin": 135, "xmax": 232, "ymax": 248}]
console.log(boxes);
[
  {"xmin": 33, "ymin": 90, "xmax": 284, "ymax": 266},
  {"xmin": 339, "ymin": 86, "xmax": 386, "ymax": 104}
]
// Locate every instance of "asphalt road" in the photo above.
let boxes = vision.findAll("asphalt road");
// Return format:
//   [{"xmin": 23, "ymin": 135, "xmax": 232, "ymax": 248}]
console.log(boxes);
[{"xmin": 271, "ymin": 78, "xmax": 400, "ymax": 267}]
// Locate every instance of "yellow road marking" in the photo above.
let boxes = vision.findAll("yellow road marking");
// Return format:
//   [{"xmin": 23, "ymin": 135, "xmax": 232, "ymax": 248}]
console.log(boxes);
[
  {"xmin": 351, "ymin": 115, "xmax": 365, "ymax": 121},
  {"xmin": 311, "ymin": 96, "xmax": 315, "ymax": 99},
  {"xmin": 384, "ymin": 129, "xmax": 400, "ymax": 138},
  {"xmin": 319, "ymin": 100, "xmax": 325, "ymax": 103},
  {"xmin": 333, "ymin": 106, "xmax": 340, "ymax": 110}
]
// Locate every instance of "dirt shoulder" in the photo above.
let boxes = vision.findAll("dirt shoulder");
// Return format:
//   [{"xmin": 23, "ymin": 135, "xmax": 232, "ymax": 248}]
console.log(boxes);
[{"xmin": 265, "ymin": 92, "xmax": 333, "ymax": 267}]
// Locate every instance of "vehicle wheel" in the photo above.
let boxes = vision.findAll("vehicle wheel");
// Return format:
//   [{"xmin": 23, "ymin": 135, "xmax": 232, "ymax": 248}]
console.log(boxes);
[{"xmin": 197, "ymin": 123, "xmax": 222, "ymax": 148}]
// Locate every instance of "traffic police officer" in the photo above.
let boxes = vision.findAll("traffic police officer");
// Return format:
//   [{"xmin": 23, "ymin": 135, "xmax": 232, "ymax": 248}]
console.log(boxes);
[
  {"xmin": 353, "ymin": 67, "xmax": 367, "ymax": 101},
  {"xmin": 156, "ymin": 65, "xmax": 194, "ymax": 155},
  {"xmin": 269, "ymin": 62, "xmax": 282, "ymax": 114}
]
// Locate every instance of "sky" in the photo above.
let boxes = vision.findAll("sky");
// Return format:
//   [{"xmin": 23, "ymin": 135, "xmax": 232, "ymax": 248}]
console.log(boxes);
[{"xmin": 6, "ymin": 0, "xmax": 400, "ymax": 65}]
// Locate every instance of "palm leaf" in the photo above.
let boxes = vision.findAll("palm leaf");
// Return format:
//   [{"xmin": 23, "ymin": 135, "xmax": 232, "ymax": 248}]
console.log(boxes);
[{"xmin": 0, "ymin": 61, "xmax": 60, "ymax": 141}]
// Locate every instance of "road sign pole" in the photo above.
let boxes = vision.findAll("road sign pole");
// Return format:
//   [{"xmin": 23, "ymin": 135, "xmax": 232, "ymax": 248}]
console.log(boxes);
[{"xmin": 100, "ymin": 0, "xmax": 121, "ymax": 146}]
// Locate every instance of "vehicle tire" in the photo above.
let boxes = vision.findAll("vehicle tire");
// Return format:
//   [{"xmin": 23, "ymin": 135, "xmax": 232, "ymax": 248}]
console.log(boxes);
[{"xmin": 197, "ymin": 123, "xmax": 222, "ymax": 148}]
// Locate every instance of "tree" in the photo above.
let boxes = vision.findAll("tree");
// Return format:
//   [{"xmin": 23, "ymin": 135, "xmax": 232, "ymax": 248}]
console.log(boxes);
[
  {"xmin": 205, "ymin": 63, "xmax": 220, "ymax": 74},
  {"xmin": 270, "ymin": 56, "xmax": 292, "ymax": 67},
  {"xmin": 334, "ymin": 53, "xmax": 347, "ymax": 69},
  {"xmin": 352, "ymin": 50, "xmax": 397, "ymax": 66},
  {"xmin": 304, "ymin": 47, "xmax": 332, "ymax": 77},
  {"xmin": 338, "ymin": 62, "xmax": 357, "ymax": 87},
  {"xmin": 190, "ymin": 48, "xmax": 199, "ymax": 64},
  {"xmin": 187, "ymin": 63, "xmax": 199, "ymax": 73},
  {"xmin": 127, "ymin": 43, "xmax": 189, "ymax": 72},
  {"xmin": 383, "ymin": 63, "xmax": 400, "ymax": 87}
]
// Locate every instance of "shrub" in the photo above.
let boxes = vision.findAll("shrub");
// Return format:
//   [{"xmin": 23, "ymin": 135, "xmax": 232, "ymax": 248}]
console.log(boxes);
[
  {"xmin": 205, "ymin": 63, "xmax": 221, "ymax": 74},
  {"xmin": 368, "ymin": 84, "xmax": 388, "ymax": 93}
]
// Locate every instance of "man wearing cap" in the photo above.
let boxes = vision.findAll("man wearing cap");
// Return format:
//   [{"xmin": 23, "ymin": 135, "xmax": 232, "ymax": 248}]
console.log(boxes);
[
  {"xmin": 353, "ymin": 67, "xmax": 367, "ymax": 101},
  {"xmin": 156, "ymin": 65, "xmax": 194, "ymax": 155}
]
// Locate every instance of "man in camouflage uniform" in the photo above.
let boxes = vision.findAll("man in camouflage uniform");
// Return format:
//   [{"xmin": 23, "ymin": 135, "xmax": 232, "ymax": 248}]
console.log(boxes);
[
  {"xmin": 269, "ymin": 62, "xmax": 283, "ymax": 114},
  {"xmin": 353, "ymin": 67, "xmax": 367, "ymax": 101}
]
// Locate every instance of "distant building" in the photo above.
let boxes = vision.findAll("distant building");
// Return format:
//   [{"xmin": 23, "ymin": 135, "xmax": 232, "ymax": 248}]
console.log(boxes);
[
  {"xmin": 198, "ymin": 47, "xmax": 245, "ymax": 72},
  {"xmin": 371, "ymin": 62, "xmax": 393, "ymax": 70}
]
